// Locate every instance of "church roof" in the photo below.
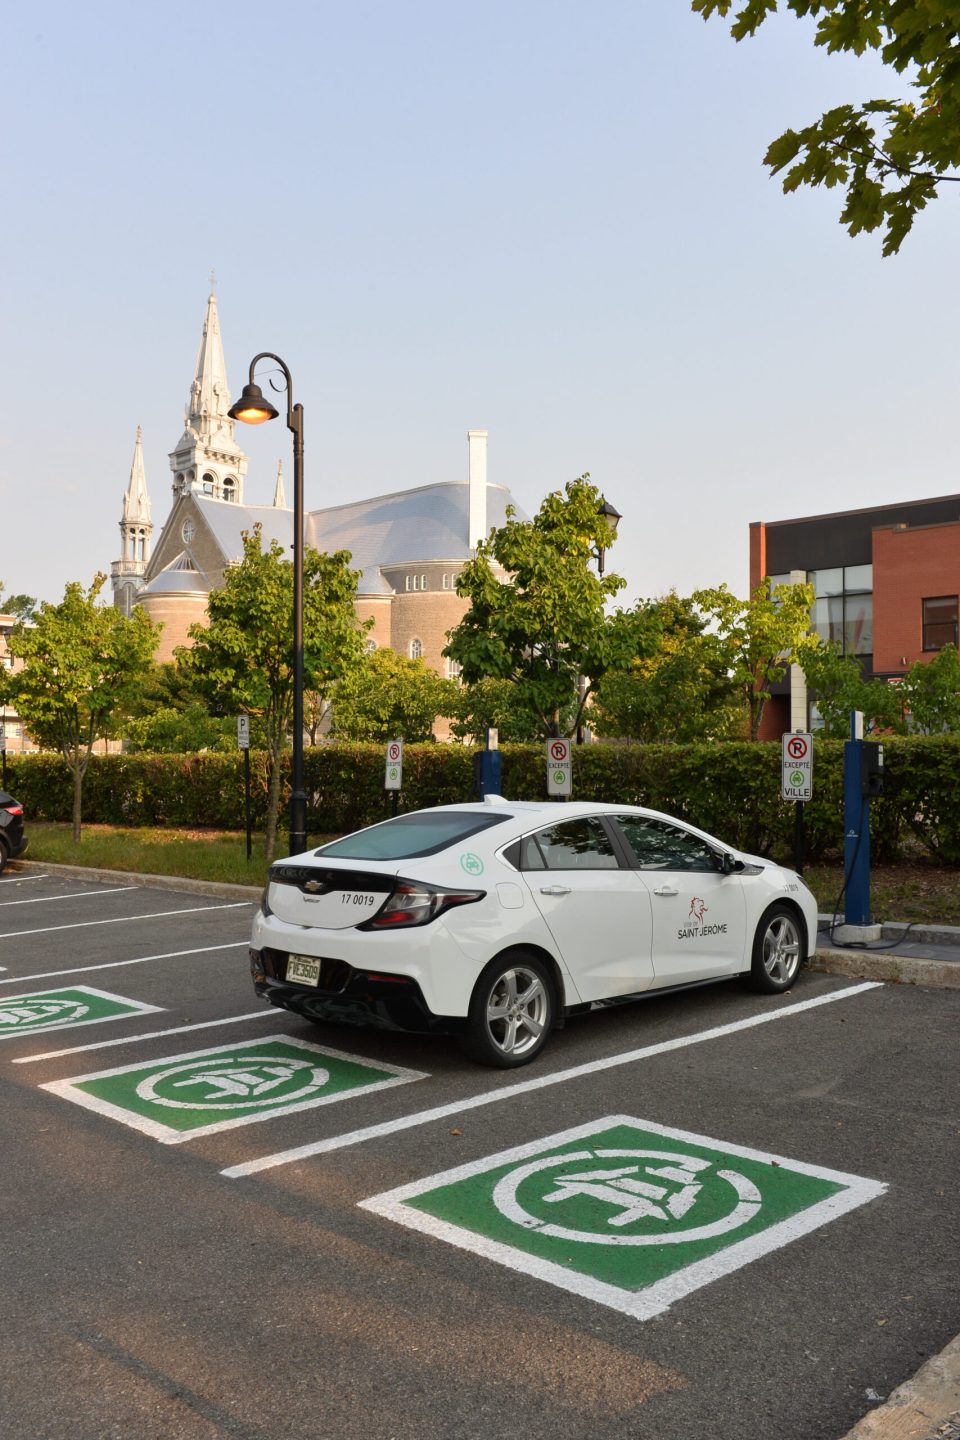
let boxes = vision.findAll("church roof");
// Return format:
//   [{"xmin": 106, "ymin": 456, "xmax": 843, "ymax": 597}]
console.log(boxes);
[
  {"xmin": 139, "ymin": 549, "xmax": 209, "ymax": 596},
  {"xmin": 190, "ymin": 480, "xmax": 525, "ymax": 590},
  {"xmin": 307, "ymin": 480, "xmax": 521, "ymax": 567}
]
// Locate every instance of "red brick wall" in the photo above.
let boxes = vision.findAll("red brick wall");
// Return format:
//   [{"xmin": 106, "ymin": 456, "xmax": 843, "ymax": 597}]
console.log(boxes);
[
  {"xmin": 749, "ymin": 522, "xmax": 766, "ymax": 592},
  {"xmin": 873, "ymin": 521, "xmax": 960, "ymax": 674}
]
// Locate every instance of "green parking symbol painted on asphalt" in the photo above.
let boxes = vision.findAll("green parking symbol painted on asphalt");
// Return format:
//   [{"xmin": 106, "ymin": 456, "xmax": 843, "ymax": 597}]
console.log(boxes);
[
  {"xmin": 360, "ymin": 1116, "xmax": 886, "ymax": 1320},
  {"xmin": 41, "ymin": 1035, "xmax": 427, "ymax": 1143},
  {"xmin": 0, "ymin": 987, "xmax": 162, "ymax": 1040}
]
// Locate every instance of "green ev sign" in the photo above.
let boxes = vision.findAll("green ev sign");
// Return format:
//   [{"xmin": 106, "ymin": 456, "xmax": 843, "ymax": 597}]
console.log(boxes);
[
  {"xmin": 361, "ymin": 1116, "xmax": 886, "ymax": 1320},
  {"xmin": 42, "ymin": 1035, "xmax": 426, "ymax": 1143},
  {"xmin": 0, "ymin": 987, "xmax": 161, "ymax": 1040}
]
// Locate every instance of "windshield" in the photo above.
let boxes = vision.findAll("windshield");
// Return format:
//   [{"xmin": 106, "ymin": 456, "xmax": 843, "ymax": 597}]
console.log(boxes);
[{"xmin": 316, "ymin": 810, "xmax": 513, "ymax": 862}]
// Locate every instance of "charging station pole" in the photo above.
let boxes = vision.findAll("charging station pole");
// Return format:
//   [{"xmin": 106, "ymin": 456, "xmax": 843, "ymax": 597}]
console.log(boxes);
[{"xmin": 842, "ymin": 709, "xmax": 883, "ymax": 930}]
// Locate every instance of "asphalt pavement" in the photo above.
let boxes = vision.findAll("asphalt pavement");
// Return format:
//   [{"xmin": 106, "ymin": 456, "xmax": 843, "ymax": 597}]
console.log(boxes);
[{"xmin": 2, "ymin": 856, "xmax": 958, "ymax": 1440}]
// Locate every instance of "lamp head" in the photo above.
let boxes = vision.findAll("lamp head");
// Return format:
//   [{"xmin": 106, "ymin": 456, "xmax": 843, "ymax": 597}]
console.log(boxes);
[
  {"xmin": 598, "ymin": 498, "xmax": 622, "ymax": 533},
  {"xmin": 228, "ymin": 383, "xmax": 279, "ymax": 425}
]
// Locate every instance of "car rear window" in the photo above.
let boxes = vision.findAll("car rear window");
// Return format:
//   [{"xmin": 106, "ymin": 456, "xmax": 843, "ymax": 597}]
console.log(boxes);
[{"xmin": 315, "ymin": 811, "xmax": 513, "ymax": 861}]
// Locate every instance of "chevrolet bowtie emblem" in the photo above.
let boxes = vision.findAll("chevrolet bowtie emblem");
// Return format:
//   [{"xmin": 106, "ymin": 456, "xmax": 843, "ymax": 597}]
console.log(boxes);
[{"xmin": 303, "ymin": 879, "xmax": 325, "ymax": 894}]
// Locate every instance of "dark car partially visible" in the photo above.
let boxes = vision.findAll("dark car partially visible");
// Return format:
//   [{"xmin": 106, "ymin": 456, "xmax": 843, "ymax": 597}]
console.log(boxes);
[{"xmin": 0, "ymin": 792, "xmax": 27, "ymax": 872}]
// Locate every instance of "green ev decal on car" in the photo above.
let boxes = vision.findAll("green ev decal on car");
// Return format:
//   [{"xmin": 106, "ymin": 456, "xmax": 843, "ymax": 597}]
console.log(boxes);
[
  {"xmin": 360, "ymin": 1116, "xmax": 886, "ymax": 1320},
  {"xmin": 41, "ymin": 1035, "xmax": 426, "ymax": 1142}
]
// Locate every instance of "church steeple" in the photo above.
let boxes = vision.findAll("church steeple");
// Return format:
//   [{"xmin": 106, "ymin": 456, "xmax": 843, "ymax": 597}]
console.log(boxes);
[
  {"xmin": 169, "ymin": 290, "xmax": 249, "ymax": 504},
  {"xmin": 273, "ymin": 460, "xmax": 287, "ymax": 508},
  {"xmin": 188, "ymin": 292, "xmax": 232, "ymax": 434},
  {"xmin": 111, "ymin": 426, "xmax": 154, "ymax": 616}
]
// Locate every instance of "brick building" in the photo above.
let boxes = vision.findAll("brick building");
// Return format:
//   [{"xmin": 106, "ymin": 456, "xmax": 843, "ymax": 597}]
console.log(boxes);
[
  {"xmin": 112, "ymin": 293, "xmax": 524, "ymax": 669},
  {"xmin": 749, "ymin": 494, "xmax": 960, "ymax": 738}
]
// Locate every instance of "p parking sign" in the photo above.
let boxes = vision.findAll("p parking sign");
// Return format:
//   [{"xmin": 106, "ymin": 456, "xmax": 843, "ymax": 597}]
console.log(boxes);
[{"xmin": 546, "ymin": 738, "xmax": 572, "ymax": 797}]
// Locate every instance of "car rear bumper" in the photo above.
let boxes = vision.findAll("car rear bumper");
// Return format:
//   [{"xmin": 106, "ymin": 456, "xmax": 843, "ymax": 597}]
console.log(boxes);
[{"xmin": 249, "ymin": 947, "xmax": 464, "ymax": 1035}]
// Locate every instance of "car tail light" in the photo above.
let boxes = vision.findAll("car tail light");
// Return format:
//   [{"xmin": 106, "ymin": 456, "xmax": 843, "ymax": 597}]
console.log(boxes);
[
  {"xmin": 359, "ymin": 882, "xmax": 484, "ymax": 930},
  {"xmin": 2, "ymin": 804, "xmax": 22, "ymax": 816}
]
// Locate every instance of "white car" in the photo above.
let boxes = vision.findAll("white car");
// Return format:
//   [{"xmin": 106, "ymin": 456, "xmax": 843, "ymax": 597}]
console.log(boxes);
[{"xmin": 250, "ymin": 798, "xmax": 818, "ymax": 1068}]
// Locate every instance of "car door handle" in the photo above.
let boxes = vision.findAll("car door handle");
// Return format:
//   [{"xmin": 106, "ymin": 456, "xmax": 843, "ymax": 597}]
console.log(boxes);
[
  {"xmin": 539, "ymin": 884, "xmax": 572, "ymax": 896},
  {"xmin": 652, "ymin": 885, "xmax": 679, "ymax": 896}
]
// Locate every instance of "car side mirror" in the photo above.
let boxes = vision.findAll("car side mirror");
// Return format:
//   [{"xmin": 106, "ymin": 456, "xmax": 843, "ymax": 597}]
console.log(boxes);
[{"xmin": 719, "ymin": 852, "xmax": 744, "ymax": 876}]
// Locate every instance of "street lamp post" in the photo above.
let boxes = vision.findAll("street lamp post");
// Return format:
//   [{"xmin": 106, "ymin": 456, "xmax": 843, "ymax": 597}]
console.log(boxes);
[
  {"xmin": 228, "ymin": 356, "xmax": 307, "ymax": 856},
  {"xmin": 576, "ymin": 497, "xmax": 623, "ymax": 745}
]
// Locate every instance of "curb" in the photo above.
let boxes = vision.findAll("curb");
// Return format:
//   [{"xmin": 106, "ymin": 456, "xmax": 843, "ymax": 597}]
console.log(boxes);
[
  {"xmin": 7, "ymin": 858, "xmax": 262, "ymax": 902},
  {"xmin": 840, "ymin": 1334, "xmax": 960, "ymax": 1439},
  {"xmin": 812, "ymin": 947, "xmax": 960, "ymax": 990}
]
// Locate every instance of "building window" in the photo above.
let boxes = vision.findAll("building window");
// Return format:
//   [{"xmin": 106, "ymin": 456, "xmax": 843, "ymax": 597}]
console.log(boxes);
[
  {"xmin": 922, "ymin": 596, "xmax": 959, "ymax": 651},
  {"xmin": 810, "ymin": 566, "xmax": 873, "ymax": 658},
  {"xmin": 446, "ymin": 658, "xmax": 461, "ymax": 681},
  {"xmin": 223, "ymin": 477, "xmax": 236, "ymax": 502},
  {"xmin": 202, "ymin": 471, "xmax": 216, "ymax": 495},
  {"xmin": 410, "ymin": 638, "xmax": 423, "ymax": 660},
  {"xmin": 420, "ymin": 574, "xmax": 427, "ymax": 590},
  {"xmin": 405, "ymin": 576, "xmax": 411, "ymax": 592},
  {"xmin": 364, "ymin": 638, "xmax": 378, "ymax": 654},
  {"xmin": 442, "ymin": 573, "xmax": 449, "ymax": 590}
]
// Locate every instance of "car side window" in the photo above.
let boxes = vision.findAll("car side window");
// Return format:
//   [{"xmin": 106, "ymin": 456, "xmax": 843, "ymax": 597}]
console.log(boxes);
[
  {"xmin": 529, "ymin": 818, "xmax": 620, "ymax": 870},
  {"xmin": 612, "ymin": 816, "xmax": 719, "ymax": 873}
]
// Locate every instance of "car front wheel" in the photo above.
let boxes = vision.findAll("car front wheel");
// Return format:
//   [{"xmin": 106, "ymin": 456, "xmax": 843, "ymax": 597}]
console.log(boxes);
[
  {"xmin": 461, "ymin": 952, "xmax": 555, "ymax": 1068},
  {"xmin": 750, "ymin": 905, "xmax": 804, "ymax": 993}
]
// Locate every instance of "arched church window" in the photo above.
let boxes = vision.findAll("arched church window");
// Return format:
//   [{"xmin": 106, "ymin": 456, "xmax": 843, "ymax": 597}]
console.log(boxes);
[
  {"xmin": 446, "ymin": 658, "xmax": 461, "ymax": 681},
  {"xmin": 223, "ymin": 477, "xmax": 236, "ymax": 502},
  {"xmin": 202, "ymin": 472, "xmax": 215, "ymax": 495},
  {"xmin": 364, "ymin": 639, "xmax": 378, "ymax": 654},
  {"xmin": 410, "ymin": 638, "xmax": 423, "ymax": 660},
  {"xmin": 420, "ymin": 574, "xmax": 427, "ymax": 590}
]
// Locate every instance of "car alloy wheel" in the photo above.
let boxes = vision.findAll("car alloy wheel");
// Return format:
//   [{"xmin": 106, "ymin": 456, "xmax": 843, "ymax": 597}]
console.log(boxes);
[
  {"xmin": 462, "ymin": 951, "xmax": 554, "ymax": 1068},
  {"xmin": 751, "ymin": 905, "xmax": 803, "ymax": 993}
]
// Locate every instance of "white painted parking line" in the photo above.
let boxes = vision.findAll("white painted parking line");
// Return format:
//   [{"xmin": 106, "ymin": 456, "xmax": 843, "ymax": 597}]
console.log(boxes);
[
  {"xmin": 0, "ymin": 887, "xmax": 132, "ymax": 909},
  {"xmin": 222, "ymin": 982, "xmax": 883, "ymax": 1179},
  {"xmin": 15, "ymin": 1009, "xmax": 280, "ymax": 1063},
  {"xmin": 0, "ymin": 941, "xmax": 248, "ymax": 985},
  {"xmin": 0, "ymin": 873, "xmax": 49, "ymax": 883},
  {"xmin": 0, "ymin": 900, "xmax": 252, "ymax": 941}
]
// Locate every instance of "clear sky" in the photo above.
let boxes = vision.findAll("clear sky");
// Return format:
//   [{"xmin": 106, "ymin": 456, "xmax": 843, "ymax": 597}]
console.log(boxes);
[{"xmin": 2, "ymin": 1, "xmax": 956, "ymax": 611}]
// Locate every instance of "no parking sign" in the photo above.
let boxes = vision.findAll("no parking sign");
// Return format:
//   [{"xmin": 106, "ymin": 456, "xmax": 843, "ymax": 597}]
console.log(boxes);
[
  {"xmin": 547, "ymin": 737, "xmax": 572, "ymax": 797},
  {"xmin": 782, "ymin": 732, "xmax": 813, "ymax": 802},
  {"xmin": 385, "ymin": 738, "xmax": 403, "ymax": 792}
]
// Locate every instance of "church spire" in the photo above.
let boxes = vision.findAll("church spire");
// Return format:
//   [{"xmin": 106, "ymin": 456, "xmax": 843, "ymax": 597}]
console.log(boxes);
[
  {"xmin": 169, "ymin": 290, "xmax": 248, "ymax": 503},
  {"xmin": 188, "ymin": 291, "xmax": 232, "ymax": 431},
  {"xmin": 111, "ymin": 426, "xmax": 154, "ymax": 616},
  {"xmin": 273, "ymin": 459, "xmax": 287, "ymax": 508},
  {"xmin": 122, "ymin": 425, "xmax": 151, "ymax": 523}
]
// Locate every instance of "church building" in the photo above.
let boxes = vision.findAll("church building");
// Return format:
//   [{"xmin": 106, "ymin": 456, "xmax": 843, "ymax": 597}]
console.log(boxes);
[{"xmin": 111, "ymin": 292, "xmax": 523, "ymax": 668}]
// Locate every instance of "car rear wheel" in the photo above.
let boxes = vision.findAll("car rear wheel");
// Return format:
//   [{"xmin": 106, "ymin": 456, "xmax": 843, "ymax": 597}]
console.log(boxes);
[
  {"xmin": 750, "ymin": 905, "xmax": 804, "ymax": 993},
  {"xmin": 0, "ymin": 836, "xmax": 8, "ymax": 875},
  {"xmin": 461, "ymin": 952, "xmax": 554, "ymax": 1068}
]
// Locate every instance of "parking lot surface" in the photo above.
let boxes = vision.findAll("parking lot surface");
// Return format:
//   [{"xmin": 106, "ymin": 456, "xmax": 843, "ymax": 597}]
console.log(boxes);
[{"xmin": 2, "ymin": 869, "xmax": 958, "ymax": 1440}]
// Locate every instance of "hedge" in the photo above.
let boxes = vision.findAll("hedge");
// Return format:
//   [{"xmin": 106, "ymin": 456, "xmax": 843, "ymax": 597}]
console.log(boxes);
[{"xmin": 5, "ymin": 735, "xmax": 959, "ymax": 864}]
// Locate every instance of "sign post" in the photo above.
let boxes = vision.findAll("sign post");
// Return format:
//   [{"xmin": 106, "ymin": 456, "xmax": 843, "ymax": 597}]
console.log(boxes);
[
  {"xmin": 385, "ymin": 738, "xmax": 403, "ymax": 815},
  {"xmin": 237, "ymin": 716, "xmax": 252, "ymax": 861},
  {"xmin": 546, "ymin": 737, "xmax": 572, "ymax": 799},
  {"xmin": 781, "ymin": 731, "xmax": 813, "ymax": 875}
]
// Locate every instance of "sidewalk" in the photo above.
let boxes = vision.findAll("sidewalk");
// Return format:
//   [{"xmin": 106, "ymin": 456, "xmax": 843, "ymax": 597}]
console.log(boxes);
[{"xmin": 814, "ymin": 917, "xmax": 960, "ymax": 991}]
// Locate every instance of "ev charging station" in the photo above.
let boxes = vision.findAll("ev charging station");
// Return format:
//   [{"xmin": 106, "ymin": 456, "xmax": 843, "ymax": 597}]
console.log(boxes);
[
  {"xmin": 842, "ymin": 710, "xmax": 884, "ymax": 935},
  {"xmin": 474, "ymin": 728, "xmax": 501, "ymax": 799}
]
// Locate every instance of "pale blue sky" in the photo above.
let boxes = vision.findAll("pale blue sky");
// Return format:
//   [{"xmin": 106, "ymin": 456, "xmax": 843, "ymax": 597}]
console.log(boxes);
[{"xmin": 2, "ymin": 1, "xmax": 956, "ymax": 609}]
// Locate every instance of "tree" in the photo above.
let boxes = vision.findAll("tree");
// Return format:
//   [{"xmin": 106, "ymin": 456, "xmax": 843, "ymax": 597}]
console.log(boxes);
[
  {"xmin": 448, "ymin": 677, "xmax": 548, "ymax": 744},
  {"xmin": 181, "ymin": 527, "xmax": 368, "ymax": 860},
  {"xmin": 331, "ymin": 649, "xmax": 458, "ymax": 742},
  {"xmin": 900, "ymin": 643, "xmax": 960, "ymax": 732},
  {"xmin": 693, "ymin": 0, "xmax": 960, "ymax": 254},
  {"xmin": 692, "ymin": 579, "xmax": 816, "ymax": 740},
  {"xmin": 0, "ymin": 584, "xmax": 38, "ymax": 621},
  {"xmin": 0, "ymin": 574, "xmax": 158, "ymax": 838},
  {"xmin": 798, "ymin": 639, "xmax": 904, "ymax": 735},
  {"xmin": 591, "ymin": 592, "xmax": 742, "ymax": 742},
  {"xmin": 444, "ymin": 476, "xmax": 631, "ymax": 738}
]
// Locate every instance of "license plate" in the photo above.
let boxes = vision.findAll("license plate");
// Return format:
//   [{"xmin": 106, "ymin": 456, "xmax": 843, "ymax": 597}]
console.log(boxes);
[{"xmin": 286, "ymin": 954, "xmax": 321, "ymax": 986}]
